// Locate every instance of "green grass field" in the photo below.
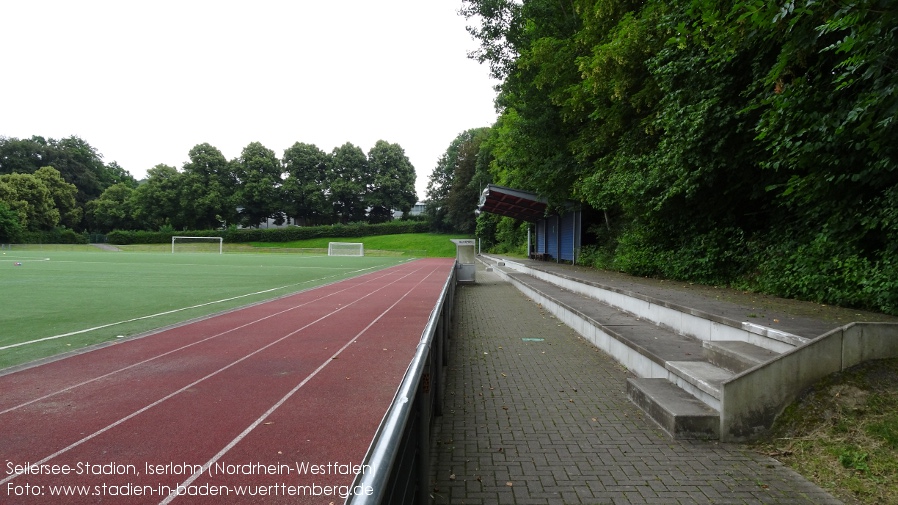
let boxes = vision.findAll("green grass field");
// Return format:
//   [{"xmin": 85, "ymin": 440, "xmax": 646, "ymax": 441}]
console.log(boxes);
[
  {"xmin": 250, "ymin": 233, "xmax": 473, "ymax": 258},
  {"xmin": 0, "ymin": 249, "xmax": 407, "ymax": 370}
]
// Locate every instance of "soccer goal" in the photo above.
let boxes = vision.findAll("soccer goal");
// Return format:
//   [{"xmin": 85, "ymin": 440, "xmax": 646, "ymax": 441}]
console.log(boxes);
[
  {"xmin": 172, "ymin": 236, "xmax": 223, "ymax": 254},
  {"xmin": 328, "ymin": 242, "xmax": 364, "ymax": 257}
]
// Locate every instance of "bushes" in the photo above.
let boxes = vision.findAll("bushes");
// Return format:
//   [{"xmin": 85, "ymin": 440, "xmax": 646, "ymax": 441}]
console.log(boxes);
[
  {"xmin": 751, "ymin": 234, "xmax": 898, "ymax": 315},
  {"xmin": 107, "ymin": 229, "xmax": 223, "ymax": 245},
  {"xmin": 600, "ymin": 225, "xmax": 898, "ymax": 315},
  {"xmin": 604, "ymin": 224, "xmax": 749, "ymax": 286},
  {"xmin": 18, "ymin": 228, "xmax": 88, "ymax": 244},
  {"xmin": 106, "ymin": 220, "xmax": 431, "ymax": 245}
]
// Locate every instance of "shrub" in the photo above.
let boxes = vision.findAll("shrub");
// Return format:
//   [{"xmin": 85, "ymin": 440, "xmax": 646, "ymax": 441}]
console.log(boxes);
[
  {"xmin": 751, "ymin": 233, "xmax": 898, "ymax": 315},
  {"xmin": 19, "ymin": 228, "xmax": 88, "ymax": 244}
]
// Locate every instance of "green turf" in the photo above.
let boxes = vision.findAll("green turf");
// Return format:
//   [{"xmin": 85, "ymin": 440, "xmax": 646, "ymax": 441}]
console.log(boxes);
[
  {"xmin": 250, "ymin": 233, "xmax": 474, "ymax": 258},
  {"xmin": 0, "ymin": 250, "xmax": 406, "ymax": 370}
]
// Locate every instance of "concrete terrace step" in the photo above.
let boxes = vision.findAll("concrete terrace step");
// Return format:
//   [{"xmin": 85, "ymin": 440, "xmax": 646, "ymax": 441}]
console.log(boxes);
[
  {"xmin": 627, "ymin": 378, "xmax": 720, "ymax": 440},
  {"xmin": 481, "ymin": 260, "xmax": 743, "ymax": 438},
  {"xmin": 703, "ymin": 340, "xmax": 782, "ymax": 373},
  {"xmin": 665, "ymin": 361, "xmax": 734, "ymax": 409},
  {"xmin": 484, "ymin": 255, "xmax": 812, "ymax": 353},
  {"xmin": 504, "ymin": 271, "xmax": 708, "ymax": 373}
]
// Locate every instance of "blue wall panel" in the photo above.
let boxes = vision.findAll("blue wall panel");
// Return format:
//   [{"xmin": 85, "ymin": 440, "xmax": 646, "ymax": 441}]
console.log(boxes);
[
  {"xmin": 559, "ymin": 212, "xmax": 575, "ymax": 261},
  {"xmin": 547, "ymin": 216, "xmax": 558, "ymax": 259},
  {"xmin": 536, "ymin": 220, "xmax": 546, "ymax": 254}
]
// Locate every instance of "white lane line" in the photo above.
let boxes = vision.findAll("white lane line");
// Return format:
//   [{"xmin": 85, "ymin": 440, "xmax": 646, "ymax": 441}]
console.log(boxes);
[
  {"xmin": 0, "ymin": 267, "xmax": 403, "ymax": 415},
  {"xmin": 161, "ymin": 263, "xmax": 444, "ymax": 504},
  {"xmin": 0, "ymin": 266, "xmax": 383, "ymax": 351},
  {"xmin": 0, "ymin": 263, "xmax": 426, "ymax": 487}
]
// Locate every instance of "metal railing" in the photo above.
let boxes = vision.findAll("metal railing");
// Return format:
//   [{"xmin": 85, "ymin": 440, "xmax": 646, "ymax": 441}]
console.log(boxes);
[{"xmin": 347, "ymin": 263, "xmax": 457, "ymax": 505}]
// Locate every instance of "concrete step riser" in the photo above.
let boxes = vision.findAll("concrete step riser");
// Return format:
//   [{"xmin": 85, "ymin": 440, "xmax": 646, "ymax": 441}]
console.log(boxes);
[
  {"xmin": 627, "ymin": 379, "xmax": 719, "ymax": 440},
  {"xmin": 703, "ymin": 346, "xmax": 755, "ymax": 373}
]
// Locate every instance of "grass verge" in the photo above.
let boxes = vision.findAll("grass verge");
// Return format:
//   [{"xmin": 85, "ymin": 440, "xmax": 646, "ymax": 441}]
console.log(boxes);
[{"xmin": 751, "ymin": 358, "xmax": 898, "ymax": 504}]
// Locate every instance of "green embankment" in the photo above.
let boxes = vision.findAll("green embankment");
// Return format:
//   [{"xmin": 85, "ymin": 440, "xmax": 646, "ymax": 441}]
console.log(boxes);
[{"xmin": 251, "ymin": 233, "xmax": 472, "ymax": 258}]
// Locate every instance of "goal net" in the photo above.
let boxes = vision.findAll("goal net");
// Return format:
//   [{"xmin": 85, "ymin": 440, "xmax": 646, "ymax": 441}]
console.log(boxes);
[
  {"xmin": 172, "ymin": 236, "xmax": 223, "ymax": 254},
  {"xmin": 328, "ymin": 242, "xmax": 364, "ymax": 257}
]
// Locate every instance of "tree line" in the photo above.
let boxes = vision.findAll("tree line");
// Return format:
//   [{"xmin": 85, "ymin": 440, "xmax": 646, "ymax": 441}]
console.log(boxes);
[
  {"xmin": 428, "ymin": 0, "xmax": 897, "ymax": 315},
  {"xmin": 0, "ymin": 136, "xmax": 417, "ymax": 239}
]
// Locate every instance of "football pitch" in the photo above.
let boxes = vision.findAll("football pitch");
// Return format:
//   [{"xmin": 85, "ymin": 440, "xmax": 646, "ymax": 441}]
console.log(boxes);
[{"xmin": 0, "ymin": 249, "xmax": 409, "ymax": 370}]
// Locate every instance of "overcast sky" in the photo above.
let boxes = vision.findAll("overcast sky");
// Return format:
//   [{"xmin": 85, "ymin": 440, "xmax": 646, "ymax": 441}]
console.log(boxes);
[{"xmin": 1, "ymin": 0, "xmax": 499, "ymax": 199}]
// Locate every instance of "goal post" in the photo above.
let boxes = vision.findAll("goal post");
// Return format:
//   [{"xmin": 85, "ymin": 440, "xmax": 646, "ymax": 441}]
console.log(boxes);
[
  {"xmin": 328, "ymin": 242, "xmax": 364, "ymax": 257},
  {"xmin": 172, "ymin": 236, "xmax": 223, "ymax": 254}
]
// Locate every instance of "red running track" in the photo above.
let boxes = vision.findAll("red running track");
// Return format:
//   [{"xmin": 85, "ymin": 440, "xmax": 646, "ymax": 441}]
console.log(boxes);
[{"xmin": 1, "ymin": 258, "xmax": 454, "ymax": 504}]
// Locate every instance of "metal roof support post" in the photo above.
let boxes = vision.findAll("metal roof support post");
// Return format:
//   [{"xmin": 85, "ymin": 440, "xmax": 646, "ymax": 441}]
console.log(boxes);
[
  {"xmin": 574, "ymin": 210, "xmax": 580, "ymax": 265},
  {"xmin": 527, "ymin": 225, "xmax": 531, "ymax": 260},
  {"xmin": 556, "ymin": 214, "xmax": 560, "ymax": 264}
]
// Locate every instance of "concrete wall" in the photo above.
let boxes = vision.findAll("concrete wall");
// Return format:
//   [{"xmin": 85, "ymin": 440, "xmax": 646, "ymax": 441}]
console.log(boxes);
[{"xmin": 720, "ymin": 323, "xmax": 898, "ymax": 441}]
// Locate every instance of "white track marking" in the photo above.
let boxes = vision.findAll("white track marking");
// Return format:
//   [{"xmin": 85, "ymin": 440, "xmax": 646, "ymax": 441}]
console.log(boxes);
[
  {"xmin": 161, "ymin": 263, "xmax": 442, "ymax": 504},
  {"xmin": 0, "ymin": 265, "xmax": 382, "ymax": 351},
  {"xmin": 0, "ymin": 263, "xmax": 426, "ymax": 487},
  {"xmin": 0, "ymin": 267, "xmax": 402, "ymax": 415}
]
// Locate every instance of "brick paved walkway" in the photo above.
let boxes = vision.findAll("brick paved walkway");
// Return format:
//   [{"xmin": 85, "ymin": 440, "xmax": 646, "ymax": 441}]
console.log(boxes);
[{"xmin": 430, "ymin": 268, "xmax": 841, "ymax": 504}]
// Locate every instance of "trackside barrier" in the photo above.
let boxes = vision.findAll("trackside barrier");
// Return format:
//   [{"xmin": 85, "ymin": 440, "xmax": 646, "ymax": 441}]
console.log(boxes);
[{"xmin": 347, "ymin": 263, "xmax": 457, "ymax": 505}]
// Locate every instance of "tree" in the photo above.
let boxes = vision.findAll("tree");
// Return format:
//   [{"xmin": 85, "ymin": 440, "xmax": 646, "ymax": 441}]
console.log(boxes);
[
  {"xmin": 34, "ymin": 166, "xmax": 82, "ymax": 229},
  {"xmin": 181, "ymin": 143, "xmax": 237, "ymax": 229},
  {"xmin": 0, "ymin": 136, "xmax": 48, "ymax": 175},
  {"xmin": 0, "ymin": 172, "xmax": 59, "ymax": 230},
  {"xmin": 86, "ymin": 183, "xmax": 137, "ymax": 232},
  {"xmin": 130, "ymin": 164, "xmax": 184, "ymax": 230},
  {"xmin": 0, "ymin": 201, "xmax": 23, "ymax": 242},
  {"xmin": 0, "ymin": 135, "xmax": 137, "ymax": 231},
  {"xmin": 460, "ymin": 0, "xmax": 526, "ymax": 80},
  {"xmin": 233, "ymin": 142, "xmax": 283, "ymax": 228},
  {"xmin": 328, "ymin": 143, "xmax": 367, "ymax": 223},
  {"xmin": 366, "ymin": 140, "xmax": 417, "ymax": 223},
  {"xmin": 282, "ymin": 142, "xmax": 330, "ymax": 225},
  {"xmin": 737, "ymin": 0, "xmax": 898, "ymax": 250},
  {"xmin": 426, "ymin": 128, "xmax": 492, "ymax": 232}
]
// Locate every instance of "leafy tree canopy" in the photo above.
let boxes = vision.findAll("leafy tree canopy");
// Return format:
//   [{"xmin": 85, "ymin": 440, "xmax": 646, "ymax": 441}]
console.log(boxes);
[
  {"xmin": 460, "ymin": 0, "xmax": 898, "ymax": 313},
  {"xmin": 366, "ymin": 140, "xmax": 417, "ymax": 223}
]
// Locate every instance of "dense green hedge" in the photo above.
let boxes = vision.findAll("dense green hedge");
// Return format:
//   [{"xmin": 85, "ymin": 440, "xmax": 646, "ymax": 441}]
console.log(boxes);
[
  {"xmin": 18, "ymin": 228, "xmax": 89, "ymax": 244},
  {"xmin": 576, "ymin": 226, "xmax": 898, "ymax": 316},
  {"xmin": 106, "ymin": 221, "xmax": 431, "ymax": 245},
  {"xmin": 751, "ymin": 234, "xmax": 898, "ymax": 316}
]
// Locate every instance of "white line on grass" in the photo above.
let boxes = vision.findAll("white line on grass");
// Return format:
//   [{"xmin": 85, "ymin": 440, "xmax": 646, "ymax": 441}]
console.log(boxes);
[
  {"xmin": 0, "ymin": 265, "xmax": 382, "ymax": 351},
  {"xmin": 49, "ymin": 259, "xmax": 362, "ymax": 270},
  {"xmin": 161, "ymin": 263, "xmax": 443, "ymax": 504},
  {"xmin": 0, "ymin": 262, "xmax": 427, "ymax": 487}
]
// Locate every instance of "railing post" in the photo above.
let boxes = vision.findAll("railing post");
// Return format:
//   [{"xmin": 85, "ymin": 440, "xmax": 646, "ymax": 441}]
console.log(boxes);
[
  {"xmin": 434, "ymin": 302, "xmax": 445, "ymax": 416},
  {"xmin": 416, "ymin": 347, "xmax": 432, "ymax": 505}
]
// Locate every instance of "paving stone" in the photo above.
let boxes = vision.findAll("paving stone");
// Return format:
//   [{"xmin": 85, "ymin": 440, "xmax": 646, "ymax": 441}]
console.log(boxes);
[{"xmin": 430, "ymin": 267, "xmax": 843, "ymax": 504}]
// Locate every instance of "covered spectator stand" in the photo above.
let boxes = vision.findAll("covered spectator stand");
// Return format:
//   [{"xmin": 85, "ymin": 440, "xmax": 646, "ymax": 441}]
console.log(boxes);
[{"xmin": 476, "ymin": 184, "xmax": 584, "ymax": 264}]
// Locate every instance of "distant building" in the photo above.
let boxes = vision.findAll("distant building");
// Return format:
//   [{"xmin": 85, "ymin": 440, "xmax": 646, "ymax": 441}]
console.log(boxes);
[{"xmin": 393, "ymin": 201, "xmax": 426, "ymax": 219}]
